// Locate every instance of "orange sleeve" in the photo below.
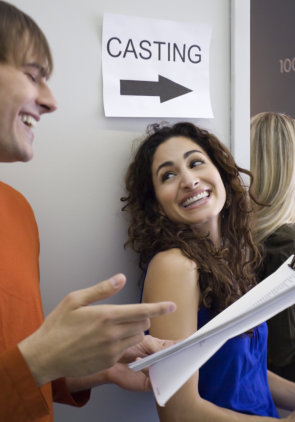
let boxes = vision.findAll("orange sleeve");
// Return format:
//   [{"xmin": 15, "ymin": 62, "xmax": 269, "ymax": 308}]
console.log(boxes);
[
  {"xmin": 0, "ymin": 182, "xmax": 90, "ymax": 420},
  {"xmin": 52, "ymin": 378, "xmax": 91, "ymax": 407},
  {"xmin": 0, "ymin": 346, "xmax": 49, "ymax": 421}
]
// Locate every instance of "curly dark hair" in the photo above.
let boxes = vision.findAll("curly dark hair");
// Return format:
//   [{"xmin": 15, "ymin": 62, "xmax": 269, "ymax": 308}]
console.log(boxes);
[{"xmin": 121, "ymin": 122, "xmax": 261, "ymax": 313}]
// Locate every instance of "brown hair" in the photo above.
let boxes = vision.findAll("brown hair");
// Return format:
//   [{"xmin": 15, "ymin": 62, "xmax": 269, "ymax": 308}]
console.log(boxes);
[
  {"xmin": 0, "ymin": 1, "xmax": 53, "ymax": 77},
  {"xmin": 122, "ymin": 122, "xmax": 261, "ymax": 313}
]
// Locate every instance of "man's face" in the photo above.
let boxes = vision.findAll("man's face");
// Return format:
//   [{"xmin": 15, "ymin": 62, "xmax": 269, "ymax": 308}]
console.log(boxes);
[{"xmin": 0, "ymin": 58, "xmax": 57, "ymax": 162}]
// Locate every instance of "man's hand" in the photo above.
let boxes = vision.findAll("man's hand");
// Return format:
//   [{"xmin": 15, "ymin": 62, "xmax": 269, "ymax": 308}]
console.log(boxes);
[
  {"xmin": 120, "ymin": 334, "xmax": 178, "ymax": 363},
  {"xmin": 66, "ymin": 362, "xmax": 152, "ymax": 393},
  {"xmin": 65, "ymin": 335, "xmax": 179, "ymax": 393},
  {"xmin": 18, "ymin": 274, "xmax": 176, "ymax": 387}
]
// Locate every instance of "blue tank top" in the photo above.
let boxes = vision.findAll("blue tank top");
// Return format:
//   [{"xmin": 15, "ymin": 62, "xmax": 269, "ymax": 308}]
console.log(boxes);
[
  {"xmin": 198, "ymin": 307, "xmax": 279, "ymax": 417},
  {"xmin": 141, "ymin": 270, "xmax": 278, "ymax": 417}
]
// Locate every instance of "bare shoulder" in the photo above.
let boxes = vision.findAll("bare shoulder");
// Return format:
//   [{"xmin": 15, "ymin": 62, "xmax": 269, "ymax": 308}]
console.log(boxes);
[
  {"xmin": 149, "ymin": 248, "xmax": 197, "ymax": 273},
  {"xmin": 145, "ymin": 248, "xmax": 198, "ymax": 295},
  {"xmin": 144, "ymin": 249, "xmax": 200, "ymax": 339}
]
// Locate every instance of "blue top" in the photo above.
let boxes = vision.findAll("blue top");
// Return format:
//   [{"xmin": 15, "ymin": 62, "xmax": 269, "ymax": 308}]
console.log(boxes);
[
  {"xmin": 141, "ymin": 273, "xmax": 279, "ymax": 417},
  {"xmin": 198, "ymin": 307, "xmax": 279, "ymax": 417}
]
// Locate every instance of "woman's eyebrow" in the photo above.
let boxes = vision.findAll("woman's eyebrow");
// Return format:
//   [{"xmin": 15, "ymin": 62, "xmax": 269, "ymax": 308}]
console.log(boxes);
[
  {"xmin": 155, "ymin": 149, "xmax": 204, "ymax": 176},
  {"xmin": 155, "ymin": 161, "xmax": 173, "ymax": 176},
  {"xmin": 183, "ymin": 149, "xmax": 203, "ymax": 159}
]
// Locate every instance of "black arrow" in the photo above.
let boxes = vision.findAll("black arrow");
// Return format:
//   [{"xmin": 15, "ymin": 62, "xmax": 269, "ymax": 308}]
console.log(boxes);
[{"xmin": 120, "ymin": 75, "xmax": 193, "ymax": 103}]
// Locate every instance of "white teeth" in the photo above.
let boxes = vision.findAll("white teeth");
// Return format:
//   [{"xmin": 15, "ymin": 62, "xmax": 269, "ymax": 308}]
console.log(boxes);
[
  {"xmin": 20, "ymin": 114, "xmax": 37, "ymax": 128},
  {"xmin": 182, "ymin": 191, "xmax": 209, "ymax": 207}
]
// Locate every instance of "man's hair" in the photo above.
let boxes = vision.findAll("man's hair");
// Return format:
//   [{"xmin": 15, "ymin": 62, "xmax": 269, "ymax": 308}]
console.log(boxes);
[
  {"xmin": 0, "ymin": 1, "xmax": 53, "ymax": 77},
  {"xmin": 251, "ymin": 112, "xmax": 295, "ymax": 242}
]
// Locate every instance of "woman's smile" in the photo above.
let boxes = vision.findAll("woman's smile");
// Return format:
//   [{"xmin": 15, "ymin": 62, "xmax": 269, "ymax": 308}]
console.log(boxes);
[{"xmin": 181, "ymin": 189, "xmax": 210, "ymax": 208}]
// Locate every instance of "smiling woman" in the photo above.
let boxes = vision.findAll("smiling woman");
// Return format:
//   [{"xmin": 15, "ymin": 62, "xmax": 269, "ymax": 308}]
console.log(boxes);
[
  {"xmin": 151, "ymin": 136, "xmax": 226, "ymax": 237},
  {"xmin": 121, "ymin": 121, "xmax": 295, "ymax": 421},
  {"xmin": 121, "ymin": 122, "xmax": 258, "ymax": 313}
]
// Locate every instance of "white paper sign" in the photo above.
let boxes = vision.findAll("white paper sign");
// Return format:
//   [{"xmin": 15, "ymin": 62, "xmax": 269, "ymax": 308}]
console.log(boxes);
[{"xmin": 102, "ymin": 13, "xmax": 213, "ymax": 118}]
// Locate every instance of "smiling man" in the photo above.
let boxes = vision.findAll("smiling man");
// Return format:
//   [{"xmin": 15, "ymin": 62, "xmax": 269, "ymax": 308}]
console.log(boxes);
[
  {"xmin": 0, "ymin": 61, "xmax": 56, "ymax": 161},
  {"xmin": 0, "ymin": 2, "xmax": 176, "ymax": 421}
]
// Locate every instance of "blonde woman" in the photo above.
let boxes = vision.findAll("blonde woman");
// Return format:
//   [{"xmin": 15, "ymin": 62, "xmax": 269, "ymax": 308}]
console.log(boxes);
[{"xmin": 251, "ymin": 111, "xmax": 295, "ymax": 382}]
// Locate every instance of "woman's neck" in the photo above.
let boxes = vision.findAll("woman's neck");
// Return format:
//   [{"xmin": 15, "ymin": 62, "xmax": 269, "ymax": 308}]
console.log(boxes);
[{"xmin": 191, "ymin": 217, "xmax": 222, "ymax": 247}]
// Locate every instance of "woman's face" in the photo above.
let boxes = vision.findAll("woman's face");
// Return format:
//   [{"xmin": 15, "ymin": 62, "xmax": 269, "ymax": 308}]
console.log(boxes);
[{"xmin": 151, "ymin": 136, "xmax": 226, "ymax": 239}]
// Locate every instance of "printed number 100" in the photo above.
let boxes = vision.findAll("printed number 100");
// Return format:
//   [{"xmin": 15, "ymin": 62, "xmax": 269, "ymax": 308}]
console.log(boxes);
[{"xmin": 280, "ymin": 57, "xmax": 295, "ymax": 73}]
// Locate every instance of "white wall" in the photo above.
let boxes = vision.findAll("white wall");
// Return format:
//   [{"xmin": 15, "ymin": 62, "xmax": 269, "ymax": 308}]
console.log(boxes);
[
  {"xmin": 231, "ymin": 0, "xmax": 250, "ymax": 169},
  {"xmin": 2, "ymin": 1, "xmax": 249, "ymax": 421}
]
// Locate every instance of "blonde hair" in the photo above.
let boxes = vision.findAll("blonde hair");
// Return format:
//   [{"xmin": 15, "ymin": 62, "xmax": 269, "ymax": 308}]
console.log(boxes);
[{"xmin": 250, "ymin": 112, "xmax": 295, "ymax": 242}]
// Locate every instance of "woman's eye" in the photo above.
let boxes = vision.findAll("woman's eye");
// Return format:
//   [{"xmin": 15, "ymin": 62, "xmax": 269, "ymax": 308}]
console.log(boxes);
[
  {"xmin": 161, "ymin": 171, "xmax": 175, "ymax": 182},
  {"xmin": 190, "ymin": 159, "xmax": 203, "ymax": 168}
]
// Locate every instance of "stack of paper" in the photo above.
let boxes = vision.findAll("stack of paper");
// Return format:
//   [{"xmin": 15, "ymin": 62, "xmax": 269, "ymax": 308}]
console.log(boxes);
[{"xmin": 129, "ymin": 255, "xmax": 295, "ymax": 406}]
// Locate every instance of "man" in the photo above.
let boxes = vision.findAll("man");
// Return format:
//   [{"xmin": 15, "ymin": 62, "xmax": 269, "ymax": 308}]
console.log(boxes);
[{"xmin": 0, "ymin": 2, "xmax": 176, "ymax": 420}]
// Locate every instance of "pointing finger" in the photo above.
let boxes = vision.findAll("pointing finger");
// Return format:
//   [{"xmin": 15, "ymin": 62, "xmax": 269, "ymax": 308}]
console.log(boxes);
[
  {"xmin": 66, "ymin": 274, "xmax": 126, "ymax": 308},
  {"xmin": 111, "ymin": 301, "xmax": 177, "ymax": 324}
]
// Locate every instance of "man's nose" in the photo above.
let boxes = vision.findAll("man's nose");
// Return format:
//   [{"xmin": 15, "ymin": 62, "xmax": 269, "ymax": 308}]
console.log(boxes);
[{"xmin": 37, "ymin": 83, "xmax": 57, "ymax": 114}]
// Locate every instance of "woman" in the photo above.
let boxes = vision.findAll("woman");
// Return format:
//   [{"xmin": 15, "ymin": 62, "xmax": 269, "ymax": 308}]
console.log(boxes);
[
  {"xmin": 122, "ymin": 122, "xmax": 295, "ymax": 421},
  {"xmin": 251, "ymin": 112, "xmax": 295, "ymax": 382}
]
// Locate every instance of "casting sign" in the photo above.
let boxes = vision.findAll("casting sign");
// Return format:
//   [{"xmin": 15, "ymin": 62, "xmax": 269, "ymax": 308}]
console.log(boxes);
[{"xmin": 102, "ymin": 13, "xmax": 213, "ymax": 118}]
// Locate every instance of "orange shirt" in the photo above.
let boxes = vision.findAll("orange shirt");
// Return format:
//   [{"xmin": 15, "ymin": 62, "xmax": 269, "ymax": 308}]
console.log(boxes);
[{"xmin": 0, "ymin": 182, "xmax": 89, "ymax": 421}]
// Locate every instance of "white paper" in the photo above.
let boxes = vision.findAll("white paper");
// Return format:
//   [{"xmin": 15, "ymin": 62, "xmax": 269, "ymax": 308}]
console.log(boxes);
[
  {"xmin": 129, "ymin": 255, "xmax": 295, "ymax": 406},
  {"xmin": 102, "ymin": 13, "xmax": 213, "ymax": 118}
]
